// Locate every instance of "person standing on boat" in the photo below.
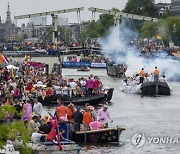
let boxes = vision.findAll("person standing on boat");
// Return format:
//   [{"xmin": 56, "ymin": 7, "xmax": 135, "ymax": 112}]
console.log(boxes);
[
  {"xmin": 80, "ymin": 77, "xmax": 87, "ymax": 96},
  {"xmin": 159, "ymin": 75, "xmax": 167, "ymax": 83},
  {"xmin": 139, "ymin": 68, "xmax": 145, "ymax": 84},
  {"xmin": 97, "ymin": 105, "xmax": 113, "ymax": 128},
  {"xmin": 67, "ymin": 102, "xmax": 76, "ymax": 121},
  {"xmin": 154, "ymin": 67, "xmax": 159, "ymax": 81},
  {"xmin": 82, "ymin": 107, "xmax": 94, "ymax": 130},
  {"xmin": 69, "ymin": 79, "xmax": 77, "ymax": 97},
  {"xmin": 93, "ymin": 76, "xmax": 100, "ymax": 95},
  {"xmin": 86, "ymin": 77, "xmax": 94, "ymax": 96},
  {"xmin": 72, "ymin": 106, "xmax": 83, "ymax": 131},
  {"xmin": 56, "ymin": 98, "xmax": 68, "ymax": 122}
]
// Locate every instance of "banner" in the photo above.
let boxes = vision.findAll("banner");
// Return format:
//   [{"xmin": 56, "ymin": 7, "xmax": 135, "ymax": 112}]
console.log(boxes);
[
  {"xmin": 62, "ymin": 62, "xmax": 107, "ymax": 68},
  {"xmin": 62, "ymin": 62, "xmax": 91, "ymax": 68},
  {"xmin": 91, "ymin": 63, "xmax": 107, "ymax": 68}
]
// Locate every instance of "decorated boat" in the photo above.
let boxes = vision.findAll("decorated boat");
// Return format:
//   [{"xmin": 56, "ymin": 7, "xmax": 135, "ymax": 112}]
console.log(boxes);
[
  {"xmin": 71, "ymin": 127, "xmax": 125, "ymax": 144},
  {"xmin": 40, "ymin": 88, "xmax": 114, "ymax": 106},
  {"xmin": 140, "ymin": 81, "xmax": 171, "ymax": 96},
  {"xmin": 52, "ymin": 123, "xmax": 125, "ymax": 145}
]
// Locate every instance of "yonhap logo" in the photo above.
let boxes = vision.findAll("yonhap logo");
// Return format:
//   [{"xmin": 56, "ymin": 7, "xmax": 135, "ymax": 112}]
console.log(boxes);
[
  {"xmin": 131, "ymin": 133, "xmax": 146, "ymax": 148},
  {"xmin": 132, "ymin": 132, "xmax": 180, "ymax": 148}
]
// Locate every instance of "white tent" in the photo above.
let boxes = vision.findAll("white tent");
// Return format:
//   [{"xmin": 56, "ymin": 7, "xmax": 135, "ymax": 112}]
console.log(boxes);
[{"xmin": 6, "ymin": 65, "xmax": 19, "ymax": 70}]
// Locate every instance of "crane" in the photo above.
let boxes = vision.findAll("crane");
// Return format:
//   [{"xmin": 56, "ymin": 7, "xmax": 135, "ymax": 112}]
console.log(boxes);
[
  {"xmin": 88, "ymin": 7, "xmax": 158, "ymax": 26},
  {"xmin": 14, "ymin": 7, "xmax": 84, "ymax": 43}
]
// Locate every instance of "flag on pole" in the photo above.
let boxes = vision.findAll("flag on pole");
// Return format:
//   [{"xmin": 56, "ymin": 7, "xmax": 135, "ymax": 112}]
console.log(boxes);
[
  {"xmin": 156, "ymin": 34, "xmax": 162, "ymax": 40},
  {"xmin": 0, "ymin": 53, "xmax": 9, "ymax": 65},
  {"xmin": 25, "ymin": 55, "xmax": 31, "ymax": 62}
]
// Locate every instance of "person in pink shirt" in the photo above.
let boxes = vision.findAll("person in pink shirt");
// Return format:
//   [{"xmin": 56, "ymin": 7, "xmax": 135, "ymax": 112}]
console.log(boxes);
[
  {"xmin": 93, "ymin": 76, "xmax": 100, "ymax": 95},
  {"xmin": 86, "ymin": 77, "xmax": 94, "ymax": 96},
  {"xmin": 22, "ymin": 99, "xmax": 32, "ymax": 122},
  {"xmin": 97, "ymin": 105, "xmax": 113, "ymax": 128},
  {"xmin": 13, "ymin": 86, "xmax": 20, "ymax": 99},
  {"xmin": 89, "ymin": 121, "xmax": 104, "ymax": 130}
]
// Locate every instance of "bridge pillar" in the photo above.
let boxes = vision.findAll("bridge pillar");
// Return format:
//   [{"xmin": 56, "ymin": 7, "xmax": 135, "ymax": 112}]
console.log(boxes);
[{"xmin": 52, "ymin": 14, "xmax": 58, "ymax": 44}]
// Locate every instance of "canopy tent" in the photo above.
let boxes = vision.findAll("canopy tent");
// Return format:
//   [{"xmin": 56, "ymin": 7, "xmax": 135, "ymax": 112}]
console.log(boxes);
[{"xmin": 6, "ymin": 65, "xmax": 19, "ymax": 70}]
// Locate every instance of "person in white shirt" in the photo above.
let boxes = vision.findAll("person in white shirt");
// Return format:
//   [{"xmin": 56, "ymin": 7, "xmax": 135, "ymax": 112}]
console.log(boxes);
[
  {"xmin": 37, "ymin": 80, "xmax": 43, "ymax": 85},
  {"xmin": 69, "ymin": 79, "xmax": 77, "ymax": 97},
  {"xmin": 33, "ymin": 98, "xmax": 43, "ymax": 116},
  {"xmin": 61, "ymin": 85, "xmax": 70, "ymax": 96},
  {"xmin": 148, "ymin": 73, "xmax": 154, "ymax": 82},
  {"xmin": 80, "ymin": 78, "xmax": 86, "ymax": 87},
  {"xmin": 31, "ymin": 128, "xmax": 47, "ymax": 143},
  {"xmin": 80, "ymin": 78, "xmax": 87, "ymax": 96},
  {"xmin": 69, "ymin": 79, "xmax": 77, "ymax": 90},
  {"xmin": 53, "ymin": 85, "xmax": 61, "ymax": 95},
  {"xmin": 159, "ymin": 75, "xmax": 167, "ymax": 83}
]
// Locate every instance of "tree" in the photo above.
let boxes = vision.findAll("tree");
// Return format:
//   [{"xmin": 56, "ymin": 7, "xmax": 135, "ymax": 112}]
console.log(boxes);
[
  {"xmin": 81, "ymin": 21, "xmax": 100, "ymax": 39},
  {"xmin": 81, "ymin": 14, "xmax": 114, "ymax": 40},
  {"xmin": 140, "ymin": 17, "xmax": 180, "ymax": 46},
  {"xmin": 0, "ymin": 105, "xmax": 31, "ymax": 153},
  {"xmin": 165, "ymin": 16, "xmax": 180, "ymax": 45},
  {"xmin": 98, "ymin": 14, "xmax": 114, "ymax": 36},
  {"xmin": 124, "ymin": 0, "xmax": 157, "ymax": 17},
  {"xmin": 140, "ymin": 21, "xmax": 157, "ymax": 38}
]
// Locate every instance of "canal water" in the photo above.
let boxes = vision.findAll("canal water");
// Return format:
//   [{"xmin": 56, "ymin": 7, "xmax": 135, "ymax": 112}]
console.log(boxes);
[{"xmin": 61, "ymin": 68, "xmax": 180, "ymax": 154}]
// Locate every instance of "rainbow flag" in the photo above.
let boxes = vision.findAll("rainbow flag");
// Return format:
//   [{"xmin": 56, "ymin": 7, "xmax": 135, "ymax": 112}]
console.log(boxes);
[
  {"xmin": 0, "ymin": 53, "xmax": 9, "ymax": 65},
  {"xmin": 25, "ymin": 55, "xmax": 31, "ymax": 62},
  {"xmin": 156, "ymin": 34, "xmax": 162, "ymax": 40}
]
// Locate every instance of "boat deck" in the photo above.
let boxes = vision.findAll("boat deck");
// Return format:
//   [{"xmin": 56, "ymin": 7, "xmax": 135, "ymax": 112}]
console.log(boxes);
[{"xmin": 76, "ymin": 127, "xmax": 125, "ymax": 134}]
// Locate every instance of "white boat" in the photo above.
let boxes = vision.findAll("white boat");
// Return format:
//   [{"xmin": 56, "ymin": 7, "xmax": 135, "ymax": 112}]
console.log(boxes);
[{"xmin": 29, "ymin": 141, "xmax": 80, "ymax": 154}]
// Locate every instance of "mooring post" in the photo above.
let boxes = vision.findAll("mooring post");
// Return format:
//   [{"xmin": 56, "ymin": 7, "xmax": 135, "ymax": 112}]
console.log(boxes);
[
  {"xmin": 84, "ymin": 133, "xmax": 87, "ymax": 144},
  {"xmin": 155, "ymin": 81, "xmax": 159, "ymax": 96}
]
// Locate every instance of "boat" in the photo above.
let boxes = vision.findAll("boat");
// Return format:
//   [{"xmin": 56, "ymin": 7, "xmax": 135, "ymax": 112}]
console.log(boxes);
[
  {"xmin": 77, "ymin": 66, "xmax": 90, "ymax": 71},
  {"xmin": 40, "ymin": 88, "xmax": 114, "ymax": 106},
  {"xmin": 29, "ymin": 141, "xmax": 80, "ymax": 154},
  {"xmin": 140, "ymin": 81, "xmax": 171, "ymax": 96},
  {"xmin": 71, "ymin": 127, "xmax": 125, "ymax": 144},
  {"xmin": 107, "ymin": 63, "xmax": 127, "ymax": 78},
  {"xmin": 54, "ymin": 123, "xmax": 125, "ymax": 145}
]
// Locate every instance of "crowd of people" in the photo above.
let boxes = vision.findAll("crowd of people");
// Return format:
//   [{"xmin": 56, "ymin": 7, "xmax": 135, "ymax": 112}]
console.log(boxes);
[
  {"xmin": 0, "ymin": 61, "xmax": 113, "ymax": 143},
  {"xmin": 64, "ymin": 55, "xmax": 109, "ymax": 64},
  {"xmin": 29, "ymin": 99, "xmax": 113, "ymax": 143},
  {"xmin": 123, "ymin": 66, "xmax": 167, "ymax": 87}
]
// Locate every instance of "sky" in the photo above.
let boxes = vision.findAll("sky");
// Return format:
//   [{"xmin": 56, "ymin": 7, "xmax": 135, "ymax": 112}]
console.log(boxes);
[{"xmin": 0, "ymin": 0, "xmax": 171, "ymax": 26}]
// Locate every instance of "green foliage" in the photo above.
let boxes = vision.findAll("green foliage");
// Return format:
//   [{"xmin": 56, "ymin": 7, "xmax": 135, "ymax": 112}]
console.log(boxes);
[
  {"xmin": 140, "ymin": 16, "xmax": 180, "ymax": 45},
  {"xmin": 0, "ymin": 105, "xmax": 16, "ymax": 120},
  {"xmin": 124, "ymin": 0, "xmax": 157, "ymax": 17},
  {"xmin": 81, "ymin": 21, "xmax": 100, "ymax": 39},
  {"xmin": 165, "ymin": 16, "xmax": 180, "ymax": 45},
  {"xmin": 140, "ymin": 21, "xmax": 157, "ymax": 38},
  {"xmin": 98, "ymin": 14, "xmax": 114, "ymax": 36},
  {"xmin": 81, "ymin": 14, "xmax": 114, "ymax": 40},
  {"xmin": 0, "ymin": 105, "xmax": 31, "ymax": 153}
]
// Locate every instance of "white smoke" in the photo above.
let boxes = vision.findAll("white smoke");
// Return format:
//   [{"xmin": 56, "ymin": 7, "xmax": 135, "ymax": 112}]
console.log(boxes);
[{"xmin": 101, "ymin": 20, "xmax": 180, "ymax": 81}]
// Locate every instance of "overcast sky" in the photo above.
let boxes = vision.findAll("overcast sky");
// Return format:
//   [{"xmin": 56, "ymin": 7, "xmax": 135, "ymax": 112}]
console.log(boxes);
[{"xmin": 0, "ymin": 0, "xmax": 171, "ymax": 25}]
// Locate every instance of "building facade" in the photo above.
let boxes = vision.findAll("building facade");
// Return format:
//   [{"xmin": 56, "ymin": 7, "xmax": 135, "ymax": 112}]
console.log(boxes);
[
  {"xmin": 0, "ymin": 3, "xmax": 18, "ymax": 42},
  {"xmin": 155, "ymin": 3, "xmax": 171, "ymax": 16},
  {"xmin": 171, "ymin": 0, "xmax": 180, "ymax": 15}
]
